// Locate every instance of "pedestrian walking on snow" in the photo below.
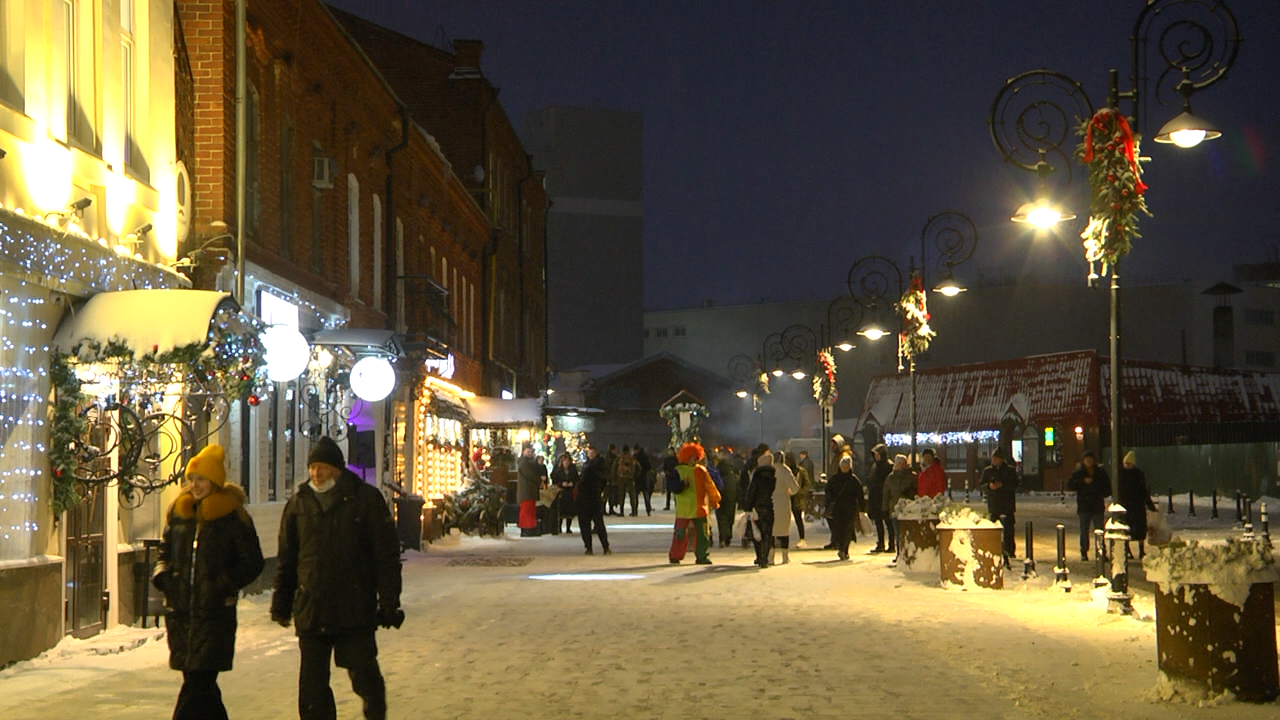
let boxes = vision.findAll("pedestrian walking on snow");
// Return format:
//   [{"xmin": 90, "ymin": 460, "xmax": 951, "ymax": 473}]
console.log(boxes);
[
  {"xmin": 271, "ymin": 437, "xmax": 404, "ymax": 720},
  {"xmin": 1117, "ymin": 451, "xmax": 1158, "ymax": 559},
  {"xmin": 866, "ymin": 444, "xmax": 893, "ymax": 553},
  {"xmin": 770, "ymin": 451, "xmax": 801, "ymax": 564},
  {"xmin": 789, "ymin": 453, "xmax": 813, "ymax": 548},
  {"xmin": 668, "ymin": 443, "xmax": 721, "ymax": 564},
  {"xmin": 577, "ymin": 444, "xmax": 612, "ymax": 555},
  {"xmin": 744, "ymin": 451, "xmax": 778, "ymax": 568},
  {"xmin": 824, "ymin": 455, "xmax": 864, "ymax": 560},
  {"xmin": 980, "ymin": 448, "xmax": 1020, "ymax": 562},
  {"xmin": 154, "ymin": 444, "xmax": 264, "ymax": 720},
  {"xmin": 1066, "ymin": 451, "xmax": 1110, "ymax": 561},
  {"xmin": 551, "ymin": 453, "xmax": 579, "ymax": 535}
]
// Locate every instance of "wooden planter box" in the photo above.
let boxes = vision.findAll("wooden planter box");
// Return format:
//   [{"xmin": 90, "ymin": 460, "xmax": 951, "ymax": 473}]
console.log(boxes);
[
  {"xmin": 938, "ymin": 525, "xmax": 1004, "ymax": 589},
  {"xmin": 897, "ymin": 518, "xmax": 940, "ymax": 573},
  {"xmin": 1154, "ymin": 581, "xmax": 1278, "ymax": 702}
]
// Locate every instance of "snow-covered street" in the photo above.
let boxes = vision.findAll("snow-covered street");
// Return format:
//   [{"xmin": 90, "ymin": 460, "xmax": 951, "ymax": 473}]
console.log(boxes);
[{"xmin": 1, "ymin": 497, "xmax": 1276, "ymax": 718}]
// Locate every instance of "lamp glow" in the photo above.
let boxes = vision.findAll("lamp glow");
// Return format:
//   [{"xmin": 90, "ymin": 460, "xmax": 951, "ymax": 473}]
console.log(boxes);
[
  {"xmin": 791, "ymin": 370, "xmax": 806, "ymax": 380},
  {"xmin": 859, "ymin": 327, "xmax": 889, "ymax": 341},
  {"xmin": 771, "ymin": 369, "xmax": 784, "ymax": 377},
  {"xmin": 1154, "ymin": 110, "xmax": 1220, "ymax": 148},
  {"xmin": 350, "ymin": 356, "xmax": 396, "ymax": 402},
  {"xmin": 735, "ymin": 389, "xmax": 749, "ymax": 398},
  {"xmin": 261, "ymin": 325, "xmax": 311, "ymax": 382},
  {"xmin": 836, "ymin": 342, "xmax": 854, "ymax": 352}
]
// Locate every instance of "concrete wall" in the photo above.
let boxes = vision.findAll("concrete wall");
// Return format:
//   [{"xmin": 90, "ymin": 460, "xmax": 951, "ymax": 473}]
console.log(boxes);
[{"xmin": 0, "ymin": 560, "xmax": 63, "ymax": 668}]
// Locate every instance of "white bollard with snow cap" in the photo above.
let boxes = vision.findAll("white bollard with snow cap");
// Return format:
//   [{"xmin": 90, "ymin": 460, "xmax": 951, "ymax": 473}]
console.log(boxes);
[{"xmin": 1105, "ymin": 502, "xmax": 1133, "ymax": 614}]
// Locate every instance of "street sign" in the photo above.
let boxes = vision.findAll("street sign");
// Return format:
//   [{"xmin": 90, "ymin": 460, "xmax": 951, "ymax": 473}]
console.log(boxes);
[{"xmin": 822, "ymin": 404, "xmax": 833, "ymax": 427}]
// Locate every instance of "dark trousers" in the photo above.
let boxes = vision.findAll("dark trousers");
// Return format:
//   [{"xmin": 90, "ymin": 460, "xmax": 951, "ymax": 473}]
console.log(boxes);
[
  {"xmin": 714, "ymin": 504, "xmax": 735, "ymax": 545},
  {"xmin": 994, "ymin": 513, "xmax": 1017, "ymax": 558},
  {"xmin": 620, "ymin": 480, "xmax": 638, "ymax": 515},
  {"xmin": 872, "ymin": 515, "xmax": 891, "ymax": 550},
  {"xmin": 1078, "ymin": 511, "xmax": 1104, "ymax": 554},
  {"xmin": 753, "ymin": 514, "xmax": 774, "ymax": 567},
  {"xmin": 791, "ymin": 505, "xmax": 806, "ymax": 540},
  {"xmin": 641, "ymin": 479, "xmax": 653, "ymax": 514},
  {"xmin": 298, "ymin": 631, "xmax": 386, "ymax": 720},
  {"xmin": 173, "ymin": 670, "xmax": 227, "ymax": 720},
  {"xmin": 578, "ymin": 504, "xmax": 609, "ymax": 551},
  {"xmin": 830, "ymin": 512, "xmax": 853, "ymax": 558}
]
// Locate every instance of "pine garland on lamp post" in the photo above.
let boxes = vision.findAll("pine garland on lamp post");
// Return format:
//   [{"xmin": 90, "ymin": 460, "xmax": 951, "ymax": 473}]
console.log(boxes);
[
  {"xmin": 1077, "ymin": 107, "xmax": 1151, "ymax": 276},
  {"xmin": 812, "ymin": 349, "xmax": 838, "ymax": 407}
]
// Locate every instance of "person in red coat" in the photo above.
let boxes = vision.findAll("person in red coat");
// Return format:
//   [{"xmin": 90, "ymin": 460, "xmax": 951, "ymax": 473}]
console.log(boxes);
[{"xmin": 916, "ymin": 448, "xmax": 946, "ymax": 498}]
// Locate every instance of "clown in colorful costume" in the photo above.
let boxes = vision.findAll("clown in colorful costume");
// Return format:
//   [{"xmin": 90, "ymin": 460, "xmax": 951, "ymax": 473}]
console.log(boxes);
[{"xmin": 669, "ymin": 443, "xmax": 721, "ymax": 564}]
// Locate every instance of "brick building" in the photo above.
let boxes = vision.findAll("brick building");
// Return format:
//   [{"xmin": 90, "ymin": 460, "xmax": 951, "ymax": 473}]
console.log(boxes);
[
  {"xmin": 330, "ymin": 8, "xmax": 550, "ymax": 399},
  {"xmin": 175, "ymin": 0, "xmax": 499, "ymax": 548}
]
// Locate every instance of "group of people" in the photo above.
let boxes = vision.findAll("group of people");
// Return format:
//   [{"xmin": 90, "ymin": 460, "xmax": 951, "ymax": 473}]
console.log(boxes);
[
  {"xmin": 153, "ymin": 437, "xmax": 403, "ymax": 719},
  {"xmin": 516, "ymin": 443, "xmax": 660, "ymax": 540}
]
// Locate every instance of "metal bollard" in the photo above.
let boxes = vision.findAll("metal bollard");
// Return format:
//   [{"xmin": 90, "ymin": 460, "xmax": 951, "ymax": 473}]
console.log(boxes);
[
  {"xmin": 947, "ymin": 477, "xmax": 953, "ymax": 501},
  {"xmin": 1262, "ymin": 502, "xmax": 1271, "ymax": 548},
  {"xmin": 1188, "ymin": 491, "xmax": 1196, "ymax": 517},
  {"xmin": 1236, "ymin": 491, "xmax": 1243, "ymax": 523},
  {"xmin": 1167, "ymin": 487, "xmax": 1175, "ymax": 514},
  {"xmin": 1093, "ymin": 528, "xmax": 1109, "ymax": 588},
  {"xmin": 964, "ymin": 476, "xmax": 971, "ymax": 502},
  {"xmin": 1054, "ymin": 523, "xmax": 1071, "ymax": 591},
  {"xmin": 1022, "ymin": 520, "xmax": 1037, "ymax": 580},
  {"xmin": 1243, "ymin": 496, "xmax": 1255, "ymax": 541},
  {"xmin": 1211, "ymin": 489, "xmax": 1219, "ymax": 519}
]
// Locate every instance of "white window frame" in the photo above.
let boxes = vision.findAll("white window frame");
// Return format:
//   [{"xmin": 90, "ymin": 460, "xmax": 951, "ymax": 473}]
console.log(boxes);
[{"xmin": 347, "ymin": 174, "xmax": 360, "ymax": 298}]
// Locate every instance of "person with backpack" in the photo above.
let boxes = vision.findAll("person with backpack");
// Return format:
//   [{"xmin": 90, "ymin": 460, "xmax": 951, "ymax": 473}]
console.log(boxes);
[
  {"xmin": 668, "ymin": 442, "xmax": 721, "ymax": 564},
  {"xmin": 633, "ymin": 445, "xmax": 654, "ymax": 516},
  {"xmin": 614, "ymin": 445, "xmax": 641, "ymax": 517}
]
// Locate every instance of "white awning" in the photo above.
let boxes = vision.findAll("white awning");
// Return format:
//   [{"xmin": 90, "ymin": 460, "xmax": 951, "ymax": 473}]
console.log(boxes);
[
  {"xmin": 465, "ymin": 397, "xmax": 543, "ymax": 426},
  {"xmin": 311, "ymin": 328, "xmax": 403, "ymax": 357},
  {"xmin": 52, "ymin": 289, "xmax": 236, "ymax": 355}
]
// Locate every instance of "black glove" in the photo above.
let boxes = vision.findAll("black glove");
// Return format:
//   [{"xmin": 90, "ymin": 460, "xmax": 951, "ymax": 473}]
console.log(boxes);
[
  {"xmin": 376, "ymin": 607, "xmax": 405, "ymax": 629},
  {"xmin": 151, "ymin": 571, "xmax": 169, "ymax": 595}
]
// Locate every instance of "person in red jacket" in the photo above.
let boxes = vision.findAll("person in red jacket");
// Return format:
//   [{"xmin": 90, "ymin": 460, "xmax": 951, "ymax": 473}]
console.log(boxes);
[{"xmin": 916, "ymin": 448, "xmax": 946, "ymax": 498}]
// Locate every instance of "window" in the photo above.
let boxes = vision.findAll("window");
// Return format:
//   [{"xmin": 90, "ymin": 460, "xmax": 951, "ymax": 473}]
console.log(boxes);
[
  {"xmin": 643, "ymin": 328, "xmax": 650, "ymax": 339},
  {"xmin": 280, "ymin": 123, "xmax": 294, "ymax": 258},
  {"xmin": 0, "ymin": 0, "xmax": 24, "ymax": 110},
  {"xmin": 372, "ymin": 195, "xmax": 383, "ymax": 309},
  {"xmin": 673, "ymin": 326, "xmax": 686, "ymax": 337},
  {"xmin": 395, "ymin": 221, "xmax": 406, "ymax": 334},
  {"xmin": 1244, "ymin": 308, "xmax": 1276, "ymax": 326},
  {"xmin": 121, "ymin": 0, "xmax": 140, "ymax": 177},
  {"xmin": 468, "ymin": 282, "xmax": 475, "ymax": 355},
  {"xmin": 655, "ymin": 328, "xmax": 668, "ymax": 338},
  {"xmin": 1244, "ymin": 350, "xmax": 1276, "ymax": 368},
  {"xmin": 245, "ymin": 84, "xmax": 261, "ymax": 235},
  {"xmin": 347, "ymin": 174, "xmax": 360, "ymax": 298}
]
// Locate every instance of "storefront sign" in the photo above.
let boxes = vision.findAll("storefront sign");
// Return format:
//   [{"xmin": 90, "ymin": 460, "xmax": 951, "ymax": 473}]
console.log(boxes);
[{"xmin": 424, "ymin": 353, "xmax": 456, "ymax": 379}]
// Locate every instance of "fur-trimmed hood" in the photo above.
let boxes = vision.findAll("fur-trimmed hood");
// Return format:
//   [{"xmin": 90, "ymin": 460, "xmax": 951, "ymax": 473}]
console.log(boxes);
[{"xmin": 169, "ymin": 483, "xmax": 250, "ymax": 524}]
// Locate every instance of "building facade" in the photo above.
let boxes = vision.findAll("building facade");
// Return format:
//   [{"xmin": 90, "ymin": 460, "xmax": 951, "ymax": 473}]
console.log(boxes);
[{"xmin": 525, "ymin": 106, "xmax": 644, "ymax": 373}]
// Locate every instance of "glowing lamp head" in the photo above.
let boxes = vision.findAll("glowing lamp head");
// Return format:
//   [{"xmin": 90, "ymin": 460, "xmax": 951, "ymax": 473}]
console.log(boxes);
[
  {"xmin": 260, "ymin": 325, "xmax": 311, "ymax": 382},
  {"xmin": 1154, "ymin": 110, "xmax": 1220, "ymax": 148},
  {"xmin": 735, "ymin": 390, "xmax": 749, "ymax": 398},
  {"xmin": 791, "ymin": 370, "xmax": 806, "ymax": 380},
  {"xmin": 1012, "ymin": 198, "xmax": 1075, "ymax": 229},
  {"xmin": 771, "ymin": 369, "xmax": 784, "ymax": 377},
  {"xmin": 836, "ymin": 342, "xmax": 854, "ymax": 352},
  {"xmin": 350, "ymin": 356, "xmax": 396, "ymax": 402},
  {"xmin": 859, "ymin": 327, "xmax": 889, "ymax": 341}
]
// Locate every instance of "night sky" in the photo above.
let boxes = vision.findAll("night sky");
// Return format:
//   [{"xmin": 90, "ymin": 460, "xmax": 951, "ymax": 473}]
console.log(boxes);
[{"xmin": 327, "ymin": 0, "xmax": 1280, "ymax": 311}]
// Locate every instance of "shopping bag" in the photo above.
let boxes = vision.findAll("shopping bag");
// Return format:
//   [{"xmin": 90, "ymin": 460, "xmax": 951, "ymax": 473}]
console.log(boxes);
[
  {"xmin": 856, "ymin": 512, "xmax": 873, "ymax": 536},
  {"xmin": 732, "ymin": 511, "xmax": 750, "ymax": 540},
  {"xmin": 1146, "ymin": 509, "xmax": 1173, "ymax": 546}
]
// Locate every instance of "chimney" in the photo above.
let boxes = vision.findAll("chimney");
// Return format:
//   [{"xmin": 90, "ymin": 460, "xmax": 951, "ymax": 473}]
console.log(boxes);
[{"xmin": 452, "ymin": 39, "xmax": 484, "ymax": 78}]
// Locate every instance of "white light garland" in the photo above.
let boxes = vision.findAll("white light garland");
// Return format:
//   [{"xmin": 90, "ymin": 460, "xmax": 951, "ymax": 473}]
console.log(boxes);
[{"xmin": 883, "ymin": 430, "xmax": 1001, "ymax": 446}]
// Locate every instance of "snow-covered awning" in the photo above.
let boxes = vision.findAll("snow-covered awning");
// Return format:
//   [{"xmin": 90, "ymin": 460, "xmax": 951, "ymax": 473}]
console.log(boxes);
[
  {"xmin": 310, "ymin": 328, "xmax": 403, "ymax": 357},
  {"xmin": 465, "ymin": 397, "xmax": 543, "ymax": 426},
  {"xmin": 51, "ymin": 289, "xmax": 237, "ymax": 355}
]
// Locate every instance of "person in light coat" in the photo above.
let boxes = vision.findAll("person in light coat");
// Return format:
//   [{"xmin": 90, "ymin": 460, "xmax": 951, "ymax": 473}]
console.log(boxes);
[{"xmin": 770, "ymin": 450, "xmax": 801, "ymax": 564}]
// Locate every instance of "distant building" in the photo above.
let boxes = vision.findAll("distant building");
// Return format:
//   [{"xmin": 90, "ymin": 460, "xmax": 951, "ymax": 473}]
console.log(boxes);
[
  {"xmin": 644, "ymin": 277, "xmax": 1280, "ymax": 437},
  {"xmin": 525, "ymin": 107, "xmax": 644, "ymax": 372}
]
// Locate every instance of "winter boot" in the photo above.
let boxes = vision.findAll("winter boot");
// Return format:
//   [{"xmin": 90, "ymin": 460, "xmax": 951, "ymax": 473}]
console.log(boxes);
[
  {"xmin": 768, "ymin": 548, "xmax": 776, "ymax": 566},
  {"xmin": 781, "ymin": 549, "xmax": 790, "ymax": 564}
]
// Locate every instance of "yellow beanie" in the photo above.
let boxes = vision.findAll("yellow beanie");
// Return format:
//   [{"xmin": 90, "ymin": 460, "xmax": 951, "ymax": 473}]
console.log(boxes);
[{"xmin": 186, "ymin": 444, "xmax": 227, "ymax": 487}]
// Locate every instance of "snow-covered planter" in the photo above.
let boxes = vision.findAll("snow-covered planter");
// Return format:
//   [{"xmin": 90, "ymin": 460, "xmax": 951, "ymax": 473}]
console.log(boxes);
[
  {"xmin": 937, "ymin": 504, "xmax": 1003, "ymax": 590},
  {"xmin": 1143, "ymin": 538, "xmax": 1279, "ymax": 702},
  {"xmin": 894, "ymin": 496, "xmax": 946, "ymax": 573}
]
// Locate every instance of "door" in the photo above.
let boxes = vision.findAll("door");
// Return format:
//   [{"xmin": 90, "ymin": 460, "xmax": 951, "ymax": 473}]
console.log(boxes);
[{"xmin": 65, "ymin": 485, "xmax": 106, "ymax": 638}]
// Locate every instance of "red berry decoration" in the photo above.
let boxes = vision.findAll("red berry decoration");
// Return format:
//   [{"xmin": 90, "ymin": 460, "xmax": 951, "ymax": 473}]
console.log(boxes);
[{"xmin": 248, "ymin": 395, "xmax": 261, "ymax": 406}]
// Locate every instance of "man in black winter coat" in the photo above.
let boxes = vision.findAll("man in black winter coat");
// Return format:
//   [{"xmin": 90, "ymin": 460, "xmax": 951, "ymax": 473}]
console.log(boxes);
[
  {"xmin": 272, "ymin": 436, "xmax": 403, "ymax": 720},
  {"xmin": 743, "ymin": 451, "xmax": 778, "ymax": 568},
  {"xmin": 979, "ymin": 448, "xmax": 1020, "ymax": 561},
  {"xmin": 576, "ymin": 445, "xmax": 612, "ymax": 555},
  {"xmin": 1067, "ymin": 451, "xmax": 1111, "ymax": 561}
]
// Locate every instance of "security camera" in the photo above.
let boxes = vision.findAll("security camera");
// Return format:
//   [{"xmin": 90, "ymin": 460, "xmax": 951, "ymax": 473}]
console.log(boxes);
[
  {"xmin": 70, "ymin": 197, "xmax": 93, "ymax": 212},
  {"xmin": 134, "ymin": 222, "xmax": 153, "ymax": 235}
]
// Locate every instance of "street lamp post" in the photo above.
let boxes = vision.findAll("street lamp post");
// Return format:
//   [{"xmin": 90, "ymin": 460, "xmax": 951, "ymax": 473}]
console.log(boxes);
[
  {"xmin": 846, "ymin": 212, "xmax": 977, "ymax": 465},
  {"xmin": 987, "ymin": 0, "xmax": 1241, "ymax": 614},
  {"xmin": 820, "ymin": 296, "xmax": 863, "ymax": 476}
]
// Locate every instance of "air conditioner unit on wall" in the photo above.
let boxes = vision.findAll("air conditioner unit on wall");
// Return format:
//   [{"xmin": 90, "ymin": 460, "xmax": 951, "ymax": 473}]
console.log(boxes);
[{"xmin": 312, "ymin": 156, "xmax": 335, "ymax": 189}]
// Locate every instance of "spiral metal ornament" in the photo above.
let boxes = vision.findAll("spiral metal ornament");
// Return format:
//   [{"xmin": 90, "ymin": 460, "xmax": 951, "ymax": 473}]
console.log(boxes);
[
  {"xmin": 846, "ymin": 255, "xmax": 904, "ymax": 310},
  {"xmin": 988, "ymin": 69, "xmax": 1093, "ymax": 185},
  {"xmin": 826, "ymin": 296, "xmax": 864, "ymax": 346},
  {"xmin": 920, "ymin": 210, "xmax": 978, "ymax": 280},
  {"xmin": 726, "ymin": 354, "xmax": 758, "ymax": 388},
  {"xmin": 1132, "ymin": 0, "xmax": 1240, "ymax": 133},
  {"xmin": 761, "ymin": 325, "xmax": 817, "ymax": 376}
]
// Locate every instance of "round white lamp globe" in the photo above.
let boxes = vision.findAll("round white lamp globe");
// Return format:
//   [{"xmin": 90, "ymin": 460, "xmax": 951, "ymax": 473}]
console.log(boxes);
[
  {"xmin": 261, "ymin": 325, "xmax": 311, "ymax": 382},
  {"xmin": 350, "ymin": 356, "xmax": 396, "ymax": 402}
]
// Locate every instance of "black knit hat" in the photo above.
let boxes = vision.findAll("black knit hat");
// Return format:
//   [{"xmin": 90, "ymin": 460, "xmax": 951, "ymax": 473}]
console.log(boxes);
[{"xmin": 308, "ymin": 436, "xmax": 346, "ymax": 469}]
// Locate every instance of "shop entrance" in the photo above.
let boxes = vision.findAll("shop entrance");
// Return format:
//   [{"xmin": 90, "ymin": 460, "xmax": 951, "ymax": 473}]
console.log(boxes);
[{"xmin": 65, "ymin": 485, "xmax": 106, "ymax": 638}]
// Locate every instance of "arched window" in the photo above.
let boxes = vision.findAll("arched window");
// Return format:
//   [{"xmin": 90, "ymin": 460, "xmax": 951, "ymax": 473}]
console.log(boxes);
[
  {"xmin": 372, "ymin": 194, "xmax": 383, "ymax": 309},
  {"xmin": 347, "ymin": 174, "xmax": 360, "ymax": 298}
]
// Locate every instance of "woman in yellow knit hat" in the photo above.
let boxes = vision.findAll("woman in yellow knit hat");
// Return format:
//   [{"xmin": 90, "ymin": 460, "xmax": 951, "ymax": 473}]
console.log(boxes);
[{"xmin": 152, "ymin": 444, "xmax": 264, "ymax": 719}]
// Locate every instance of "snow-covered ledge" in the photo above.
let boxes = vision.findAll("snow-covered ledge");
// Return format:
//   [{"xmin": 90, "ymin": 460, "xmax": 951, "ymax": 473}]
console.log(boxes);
[{"xmin": 0, "ymin": 555, "xmax": 65, "ymax": 571}]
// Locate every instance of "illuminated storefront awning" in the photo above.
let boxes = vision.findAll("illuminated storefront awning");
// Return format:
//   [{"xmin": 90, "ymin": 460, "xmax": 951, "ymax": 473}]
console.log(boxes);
[
  {"xmin": 51, "ymin": 289, "xmax": 237, "ymax": 355},
  {"xmin": 466, "ymin": 397, "xmax": 542, "ymax": 427}
]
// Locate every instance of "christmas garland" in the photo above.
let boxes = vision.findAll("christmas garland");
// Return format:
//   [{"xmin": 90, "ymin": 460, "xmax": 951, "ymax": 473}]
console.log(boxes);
[
  {"xmin": 812, "ymin": 349, "xmax": 838, "ymax": 406},
  {"xmin": 899, "ymin": 275, "xmax": 935, "ymax": 361},
  {"xmin": 48, "ymin": 313, "xmax": 267, "ymax": 513},
  {"xmin": 659, "ymin": 401, "xmax": 707, "ymax": 448},
  {"xmin": 1076, "ymin": 107, "xmax": 1151, "ymax": 271}
]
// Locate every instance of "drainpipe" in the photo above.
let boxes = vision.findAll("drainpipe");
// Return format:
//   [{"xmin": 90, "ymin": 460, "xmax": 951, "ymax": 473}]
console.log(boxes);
[
  {"xmin": 235, "ymin": 0, "xmax": 250, "ymax": 492},
  {"xmin": 385, "ymin": 104, "xmax": 410, "ymax": 330}
]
